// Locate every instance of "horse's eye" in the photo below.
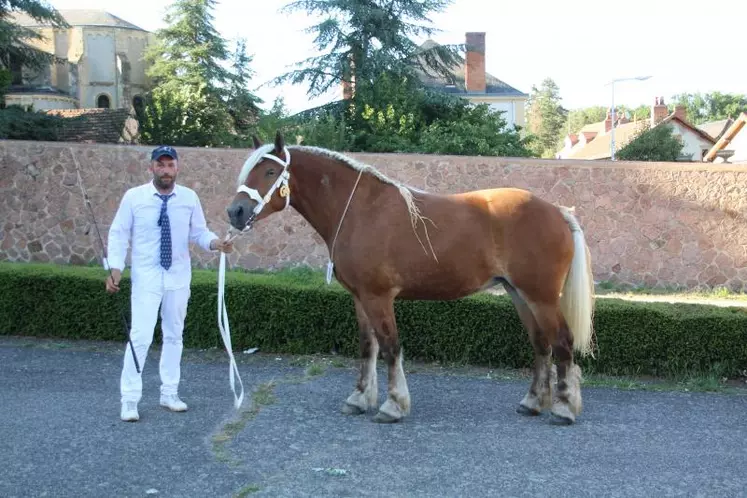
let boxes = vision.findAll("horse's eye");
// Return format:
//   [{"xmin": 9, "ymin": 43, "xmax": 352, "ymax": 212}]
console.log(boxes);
[{"xmin": 266, "ymin": 169, "xmax": 276, "ymax": 177}]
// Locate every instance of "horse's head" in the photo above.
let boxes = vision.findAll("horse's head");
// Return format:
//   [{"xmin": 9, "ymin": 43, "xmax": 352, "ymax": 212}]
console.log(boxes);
[{"xmin": 227, "ymin": 131, "xmax": 291, "ymax": 231}]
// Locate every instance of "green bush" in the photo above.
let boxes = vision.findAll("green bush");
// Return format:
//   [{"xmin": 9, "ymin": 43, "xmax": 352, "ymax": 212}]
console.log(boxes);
[
  {"xmin": 0, "ymin": 106, "xmax": 66, "ymax": 141},
  {"xmin": 1, "ymin": 262, "xmax": 746, "ymax": 378}
]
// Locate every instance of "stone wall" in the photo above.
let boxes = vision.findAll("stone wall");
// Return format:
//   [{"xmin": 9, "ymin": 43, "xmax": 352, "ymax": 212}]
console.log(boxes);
[{"xmin": 1, "ymin": 139, "xmax": 746, "ymax": 290}]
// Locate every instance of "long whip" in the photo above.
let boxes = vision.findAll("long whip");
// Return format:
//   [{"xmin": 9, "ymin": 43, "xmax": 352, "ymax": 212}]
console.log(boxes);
[{"xmin": 69, "ymin": 148, "xmax": 140, "ymax": 373}]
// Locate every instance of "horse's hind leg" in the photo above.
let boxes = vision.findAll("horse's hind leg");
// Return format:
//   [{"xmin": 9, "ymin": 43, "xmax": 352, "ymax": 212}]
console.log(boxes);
[
  {"xmin": 357, "ymin": 293, "xmax": 410, "ymax": 423},
  {"xmin": 531, "ymin": 303, "xmax": 582, "ymax": 425},
  {"xmin": 342, "ymin": 297, "xmax": 380, "ymax": 415},
  {"xmin": 502, "ymin": 282, "xmax": 552, "ymax": 416}
]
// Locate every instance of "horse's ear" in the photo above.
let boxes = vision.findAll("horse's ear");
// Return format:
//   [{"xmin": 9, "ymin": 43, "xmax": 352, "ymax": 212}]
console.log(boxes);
[
  {"xmin": 274, "ymin": 130, "xmax": 285, "ymax": 153},
  {"xmin": 251, "ymin": 135, "xmax": 262, "ymax": 149}
]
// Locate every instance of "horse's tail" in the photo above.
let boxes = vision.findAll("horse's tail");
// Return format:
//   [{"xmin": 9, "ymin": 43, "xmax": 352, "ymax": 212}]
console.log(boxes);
[{"xmin": 558, "ymin": 207, "xmax": 596, "ymax": 358}]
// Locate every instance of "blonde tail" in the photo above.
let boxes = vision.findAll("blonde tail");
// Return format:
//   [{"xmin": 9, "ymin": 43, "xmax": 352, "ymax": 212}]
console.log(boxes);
[{"xmin": 559, "ymin": 208, "xmax": 596, "ymax": 358}]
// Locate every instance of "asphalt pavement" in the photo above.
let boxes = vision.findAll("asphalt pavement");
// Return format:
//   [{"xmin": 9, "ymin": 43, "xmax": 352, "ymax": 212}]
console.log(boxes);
[{"xmin": 1, "ymin": 336, "xmax": 745, "ymax": 498}]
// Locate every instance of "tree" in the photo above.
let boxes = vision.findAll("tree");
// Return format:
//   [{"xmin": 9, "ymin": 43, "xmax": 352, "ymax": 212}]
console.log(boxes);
[
  {"xmin": 564, "ymin": 105, "xmax": 606, "ymax": 136},
  {"xmin": 418, "ymin": 101, "xmax": 533, "ymax": 157},
  {"xmin": 526, "ymin": 77, "xmax": 566, "ymax": 158},
  {"xmin": 671, "ymin": 92, "xmax": 747, "ymax": 124},
  {"xmin": 145, "ymin": 0, "xmax": 232, "ymax": 95},
  {"xmin": 138, "ymin": 0, "xmax": 254, "ymax": 146},
  {"xmin": 225, "ymin": 38, "xmax": 262, "ymax": 135},
  {"xmin": 616, "ymin": 123, "xmax": 685, "ymax": 162},
  {"xmin": 0, "ymin": 0, "xmax": 69, "ymax": 74},
  {"xmin": 274, "ymin": 0, "xmax": 462, "ymax": 100},
  {"xmin": 275, "ymin": 0, "xmax": 532, "ymax": 157}
]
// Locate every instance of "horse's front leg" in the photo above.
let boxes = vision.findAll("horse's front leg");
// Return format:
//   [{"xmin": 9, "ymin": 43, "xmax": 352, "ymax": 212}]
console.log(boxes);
[
  {"xmin": 357, "ymin": 293, "xmax": 410, "ymax": 423},
  {"xmin": 341, "ymin": 297, "xmax": 379, "ymax": 415}
]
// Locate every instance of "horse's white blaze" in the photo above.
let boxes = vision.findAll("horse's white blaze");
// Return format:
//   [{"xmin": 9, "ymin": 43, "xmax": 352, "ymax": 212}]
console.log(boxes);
[{"xmin": 237, "ymin": 144, "xmax": 275, "ymax": 187}]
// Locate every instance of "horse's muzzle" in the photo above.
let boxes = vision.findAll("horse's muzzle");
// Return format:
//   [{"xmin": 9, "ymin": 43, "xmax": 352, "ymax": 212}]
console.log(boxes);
[{"xmin": 226, "ymin": 198, "xmax": 256, "ymax": 231}]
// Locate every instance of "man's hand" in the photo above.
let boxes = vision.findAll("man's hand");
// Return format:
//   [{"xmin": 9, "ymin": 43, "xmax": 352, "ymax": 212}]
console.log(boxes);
[
  {"xmin": 106, "ymin": 269, "xmax": 122, "ymax": 294},
  {"xmin": 211, "ymin": 238, "xmax": 234, "ymax": 254}
]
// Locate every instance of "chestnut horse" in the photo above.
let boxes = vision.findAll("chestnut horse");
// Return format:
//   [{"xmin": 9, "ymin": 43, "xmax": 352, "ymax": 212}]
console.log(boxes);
[{"xmin": 226, "ymin": 131, "xmax": 595, "ymax": 426}]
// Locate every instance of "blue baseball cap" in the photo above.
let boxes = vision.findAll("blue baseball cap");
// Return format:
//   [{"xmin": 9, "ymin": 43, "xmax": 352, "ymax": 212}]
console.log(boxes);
[{"xmin": 151, "ymin": 145, "xmax": 178, "ymax": 161}]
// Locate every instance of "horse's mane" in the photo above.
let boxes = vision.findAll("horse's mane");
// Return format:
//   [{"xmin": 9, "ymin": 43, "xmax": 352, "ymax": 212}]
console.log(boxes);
[
  {"xmin": 238, "ymin": 144, "xmax": 418, "ymax": 191},
  {"xmin": 237, "ymin": 144, "xmax": 436, "ymax": 260}
]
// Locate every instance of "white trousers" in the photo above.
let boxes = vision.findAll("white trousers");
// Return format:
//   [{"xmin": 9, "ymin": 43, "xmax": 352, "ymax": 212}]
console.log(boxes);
[{"xmin": 120, "ymin": 284, "xmax": 191, "ymax": 403}]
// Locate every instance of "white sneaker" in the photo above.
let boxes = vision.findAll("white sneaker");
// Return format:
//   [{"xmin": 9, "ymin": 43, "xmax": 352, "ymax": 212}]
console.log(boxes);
[
  {"xmin": 160, "ymin": 394, "xmax": 188, "ymax": 412},
  {"xmin": 121, "ymin": 401, "xmax": 139, "ymax": 422}
]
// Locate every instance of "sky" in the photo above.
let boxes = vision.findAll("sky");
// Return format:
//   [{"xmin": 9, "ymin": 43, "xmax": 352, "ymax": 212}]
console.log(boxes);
[{"xmin": 47, "ymin": 0, "xmax": 746, "ymax": 115}]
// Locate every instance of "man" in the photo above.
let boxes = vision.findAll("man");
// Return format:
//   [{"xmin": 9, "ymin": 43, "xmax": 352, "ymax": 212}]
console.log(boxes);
[{"xmin": 105, "ymin": 145, "xmax": 232, "ymax": 422}]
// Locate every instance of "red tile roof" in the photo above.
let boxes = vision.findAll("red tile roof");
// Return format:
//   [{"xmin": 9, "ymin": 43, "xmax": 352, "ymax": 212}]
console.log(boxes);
[{"xmin": 43, "ymin": 108, "xmax": 138, "ymax": 143}]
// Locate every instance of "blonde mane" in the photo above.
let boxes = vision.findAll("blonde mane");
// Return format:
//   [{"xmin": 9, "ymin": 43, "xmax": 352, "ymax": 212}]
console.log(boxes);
[{"xmin": 237, "ymin": 144, "xmax": 437, "ymax": 260}]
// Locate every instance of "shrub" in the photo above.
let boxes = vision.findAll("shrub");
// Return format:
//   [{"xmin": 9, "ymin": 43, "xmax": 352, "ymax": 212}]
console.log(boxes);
[
  {"xmin": 1, "ymin": 262, "xmax": 746, "ymax": 378},
  {"xmin": 0, "ymin": 106, "xmax": 65, "ymax": 141}
]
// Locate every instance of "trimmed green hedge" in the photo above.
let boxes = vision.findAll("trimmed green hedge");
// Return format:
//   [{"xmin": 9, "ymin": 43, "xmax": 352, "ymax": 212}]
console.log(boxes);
[{"xmin": 1, "ymin": 262, "xmax": 746, "ymax": 378}]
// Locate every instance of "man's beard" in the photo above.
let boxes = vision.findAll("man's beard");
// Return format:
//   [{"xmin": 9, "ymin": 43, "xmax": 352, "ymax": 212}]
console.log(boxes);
[{"xmin": 154, "ymin": 174, "xmax": 175, "ymax": 190}]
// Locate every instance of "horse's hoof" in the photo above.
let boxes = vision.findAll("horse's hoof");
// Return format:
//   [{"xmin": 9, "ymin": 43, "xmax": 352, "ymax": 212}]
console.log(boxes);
[
  {"xmin": 341, "ymin": 403, "xmax": 365, "ymax": 415},
  {"xmin": 517, "ymin": 404, "xmax": 541, "ymax": 416},
  {"xmin": 549, "ymin": 412, "xmax": 575, "ymax": 425},
  {"xmin": 373, "ymin": 410, "xmax": 402, "ymax": 423}
]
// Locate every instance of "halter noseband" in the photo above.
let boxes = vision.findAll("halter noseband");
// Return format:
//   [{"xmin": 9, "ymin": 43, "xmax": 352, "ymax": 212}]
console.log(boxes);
[{"xmin": 236, "ymin": 147, "xmax": 291, "ymax": 230}]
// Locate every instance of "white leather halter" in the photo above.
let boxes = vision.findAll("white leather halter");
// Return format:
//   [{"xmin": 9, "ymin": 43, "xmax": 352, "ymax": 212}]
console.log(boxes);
[{"xmin": 236, "ymin": 147, "xmax": 291, "ymax": 220}]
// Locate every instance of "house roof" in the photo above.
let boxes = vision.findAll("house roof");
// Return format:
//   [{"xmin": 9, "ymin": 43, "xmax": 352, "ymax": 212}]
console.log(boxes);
[
  {"xmin": 43, "ymin": 108, "xmax": 138, "ymax": 143},
  {"xmin": 567, "ymin": 121, "xmax": 647, "ymax": 160},
  {"xmin": 413, "ymin": 39, "xmax": 527, "ymax": 98},
  {"xmin": 703, "ymin": 112, "xmax": 747, "ymax": 162},
  {"xmin": 698, "ymin": 118, "xmax": 734, "ymax": 142},
  {"xmin": 578, "ymin": 121, "xmax": 605, "ymax": 134},
  {"xmin": 566, "ymin": 111, "xmax": 717, "ymax": 160},
  {"xmin": 6, "ymin": 85, "xmax": 72, "ymax": 96},
  {"xmin": 659, "ymin": 114, "xmax": 719, "ymax": 144},
  {"xmin": 11, "ymin": 9, "xmax": 147, "ymax": 32}
]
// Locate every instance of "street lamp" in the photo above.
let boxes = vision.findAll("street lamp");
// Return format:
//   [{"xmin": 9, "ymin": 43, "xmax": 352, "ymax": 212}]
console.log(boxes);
[{"xmin": 606, "ymin": 75, "xmax": 652, "ymax": 160}]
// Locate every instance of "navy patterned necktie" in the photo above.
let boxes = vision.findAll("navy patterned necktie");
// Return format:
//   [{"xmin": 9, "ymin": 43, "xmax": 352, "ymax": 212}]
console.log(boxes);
[{"xmin": 157, "ymin": 193, "xmax": 174, "ymax": 270}]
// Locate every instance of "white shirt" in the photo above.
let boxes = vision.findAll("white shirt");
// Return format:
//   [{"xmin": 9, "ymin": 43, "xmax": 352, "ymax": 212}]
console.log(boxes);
[{"xmin": 105, "ymin": 181, "xmax": 218, "ymax": 290}]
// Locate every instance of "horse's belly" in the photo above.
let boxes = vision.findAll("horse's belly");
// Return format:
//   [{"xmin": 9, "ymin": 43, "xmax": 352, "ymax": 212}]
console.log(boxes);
[{"xmin": 395, "ymin": 264, "xmax": 492, "ymax": 301}]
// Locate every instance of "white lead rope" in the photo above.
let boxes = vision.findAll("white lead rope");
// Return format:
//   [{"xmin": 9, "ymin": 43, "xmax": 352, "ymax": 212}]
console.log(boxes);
[
  {"xmin": 215, "ymin": 147, "xmax": 292, "ymax": 410},
  {"xmin": 217, "ymin": 233, "xmax": 244, "ymax": 410}
]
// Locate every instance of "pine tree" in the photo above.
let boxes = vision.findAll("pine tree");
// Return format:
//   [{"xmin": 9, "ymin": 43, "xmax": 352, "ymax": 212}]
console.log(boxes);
[
  {"xmin": 274, "ymin": 0, "xmax": 462, "ymax": 99},
  {"xmin": 526, "ymin": 77, "xmax": 566, "ymax": 158},
  {"xmin": 225, "ymin": 38, "xmax": 262, "ymax": 134},
  {"xmin": 139, "ymin": 0, "xmax": 235, "ymax": 146},
  {"xmin": 144, "ymin": 0, "xmax": 232, "ymax": 97}
]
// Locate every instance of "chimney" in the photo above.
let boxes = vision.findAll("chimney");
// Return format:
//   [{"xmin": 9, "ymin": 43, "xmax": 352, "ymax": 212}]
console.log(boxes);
[
  {"xmin": 673, "ymin": 104, "xmax": 687, "ymax": 122},
  {"xmin": 465, "ymin": 32, "xmax": 486, "ymax": 93},
  {"xmin": 604, "ymin": 107, "xmax": 613, "ymax": 133},
  {"xmin": 651, "ymin": 96, "xmax": 668, "ymax": 126}
]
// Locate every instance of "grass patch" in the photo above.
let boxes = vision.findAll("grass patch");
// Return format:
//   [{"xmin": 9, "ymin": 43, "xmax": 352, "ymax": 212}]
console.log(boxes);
[
  {"xmin": 234, "ymin": 484, "xmax": 261, "ymax": 496},
  {"xmin": 210, "ymin": 355, "xmax": 334, "ymax": 467},
  {"xmin": 596, "ymin": 279, "xmax": 747, "ymax": 301},
  {"xmin": 211, "ymin": 380, "xmax": 279, "ymax": 465}
]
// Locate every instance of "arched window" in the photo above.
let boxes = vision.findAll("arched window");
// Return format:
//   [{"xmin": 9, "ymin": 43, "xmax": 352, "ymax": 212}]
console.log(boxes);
[
  {"xmin": 96, "ymin": 94, "xmax": 110, "ymax": 108},
  {"xmin": 132, "ymin": 95, "xmax": 144, "ymax": 113}
]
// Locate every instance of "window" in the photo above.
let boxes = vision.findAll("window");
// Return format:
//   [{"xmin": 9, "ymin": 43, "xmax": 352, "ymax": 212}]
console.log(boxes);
[
  {"xmin": 9, "ymin": 55, "xmax": 23, "ymax": 85},
  {"xmin": 96, "ymin": 94, "xmax": 110, "ymax": 108},
  {"xmin": 132, "ymin": 95, "xmax": 144, "ymax": 112}
]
